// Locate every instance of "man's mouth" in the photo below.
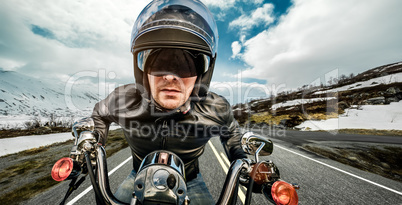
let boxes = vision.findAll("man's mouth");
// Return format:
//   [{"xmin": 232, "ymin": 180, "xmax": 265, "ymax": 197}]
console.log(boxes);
[{"xmin": 160, "ymin": 88, "xmax": 181, "ymax": 94}]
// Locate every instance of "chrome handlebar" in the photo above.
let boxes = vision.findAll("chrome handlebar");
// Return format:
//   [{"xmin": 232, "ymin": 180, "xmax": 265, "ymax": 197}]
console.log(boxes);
[
  {"xmin": 216, "ymin": 159, "xmax": 252, "ymax": 205},
  {"xmin": 96, "ymin": 146, "xmax": 127, "ymax": 205}
]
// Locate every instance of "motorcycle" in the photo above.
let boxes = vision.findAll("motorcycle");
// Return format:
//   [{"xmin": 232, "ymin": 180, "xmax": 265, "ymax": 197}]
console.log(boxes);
[{"xmin": 51, "ymin": 118, "xmax": 299, "ymax": 205}]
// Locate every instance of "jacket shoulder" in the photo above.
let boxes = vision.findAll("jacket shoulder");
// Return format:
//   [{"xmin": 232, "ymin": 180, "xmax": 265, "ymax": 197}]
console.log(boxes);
[
  {"xmin": 203, "ymin": 92, "xmax": 231, "ymax": 107},
  {"xmin": 96, "ymin": 83, "xmax": 143, "ymax": 115},
  {"xmin": 109, "ymin": 84, "xmax": 140, "ymax": 97},
  {"xmin": 192, "ymin": 92, "xmax": 233, "ymax": 124}
]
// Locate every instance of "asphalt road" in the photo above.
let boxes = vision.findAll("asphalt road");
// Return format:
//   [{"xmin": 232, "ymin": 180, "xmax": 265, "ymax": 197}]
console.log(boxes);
[
  {"xmin": 27, "ymin": 131, "xmax": 402, "ymax": 205},
  {"xmin": 254, "ymin": 127, "xmax": 402, "ymax": 146}
]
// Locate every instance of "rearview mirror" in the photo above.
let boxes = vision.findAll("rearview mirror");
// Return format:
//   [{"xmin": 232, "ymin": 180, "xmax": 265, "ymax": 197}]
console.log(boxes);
[
  {"xmin": 241, "ymin": 132, "xmax": 273, "ymax": 157},
  {"xmin": 72, "ymin": 117, "xmax": 95, "ymax": 141}
]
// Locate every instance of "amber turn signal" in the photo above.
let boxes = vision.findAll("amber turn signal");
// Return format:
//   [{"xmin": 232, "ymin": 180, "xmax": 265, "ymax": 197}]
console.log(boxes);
[
  {"xmin": 271, "ymin": 181, "xmax": 299, "ymax": 205},
  {"xmin": 51, "ymin": 158, "xmax": 74, "ymax": 181}
]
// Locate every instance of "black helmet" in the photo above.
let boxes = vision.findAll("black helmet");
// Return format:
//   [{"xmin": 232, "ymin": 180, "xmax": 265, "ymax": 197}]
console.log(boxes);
[{"xmin": 131, "ymin": 0, "xmax": 218, "ymax": 98}]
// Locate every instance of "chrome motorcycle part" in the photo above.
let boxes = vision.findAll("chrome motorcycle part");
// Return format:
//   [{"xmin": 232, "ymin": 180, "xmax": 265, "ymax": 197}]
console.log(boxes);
[
  {"xmin": 241, "ymin": 132, "xmax": 273, "ymax": 161},
  {"xmin": 217, "ymin": 159, "xmax": 251, "ymax": 205},
  {"xmin": 72, "ymin": 117, "xmax": 95, "ymax": 140},
  {"xmin": 134, "ymin": 151, "xmax": 187, "ymax": 205},
  {"xmin": 85, "ymin": 151, "xmax": 107, "ymax": 205},
  {"xmin": 130, "ymin": 195, "xmax": 138, "ymax": 205},
  {"xmin": 238, "ymin": 158, "xmax": 253, "ymax": 184},
  {"xmin": 71, "ymin": 118, "xmax": 96, "ymax": 163},
  {"xmin": 77, "ymin": 131, "xmax": 97, "ymax": 150},
  {"xmin": 292, "ymin": 183, "xmax": 300, "ymax": 190},
  {"xmin": 96, "ymin": 146, "xmax": 127, "ymax": 205},
  {"xmin": 70, "ymin": 131, "xmax": 98, "ymax": 168},
  {"xmin": 184, "ymin": 196, "xmax": 190, "ymax": 205}
]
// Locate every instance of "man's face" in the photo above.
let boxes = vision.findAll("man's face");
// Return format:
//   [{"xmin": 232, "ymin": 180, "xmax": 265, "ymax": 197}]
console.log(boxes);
[
  {"xmin": 145, "ymin": 49, "xmax": 199, "ymax": 110},
  {"xmin": 148, "ymin": 74, "xmax": 197, "ymax": 110}
]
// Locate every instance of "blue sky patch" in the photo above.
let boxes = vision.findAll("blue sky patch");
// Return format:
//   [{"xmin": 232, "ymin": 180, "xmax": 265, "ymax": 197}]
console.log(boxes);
[
  {"xmin": 209, "ymin": 0, "xmax": 293, "ymax": 84},
  {"xmin": 30, "ymin": 25, "xmax": 55, "ymax": 40}
]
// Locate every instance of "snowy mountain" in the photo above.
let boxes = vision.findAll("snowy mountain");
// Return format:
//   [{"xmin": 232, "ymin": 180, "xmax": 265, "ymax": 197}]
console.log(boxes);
[{"xmin": 0, "ymin": 68, "xmax": 100, "ymax": 128}]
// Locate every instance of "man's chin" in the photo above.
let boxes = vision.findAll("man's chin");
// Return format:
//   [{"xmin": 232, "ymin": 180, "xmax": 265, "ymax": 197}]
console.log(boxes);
[{"xmin": 159, "ymin": 99, "xmax": 183, "ymax": 110}]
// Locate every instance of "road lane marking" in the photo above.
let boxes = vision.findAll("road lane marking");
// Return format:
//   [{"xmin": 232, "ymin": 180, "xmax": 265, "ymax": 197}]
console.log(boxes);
[
  {"xmin": 108, "ymin": 156, "xmax": 133, "ymax": 176},
  {"xmin": 66, "ymin": 186, "xmax": 92, "ymax": 205},
  {"xmin": 208, "ymin": 140, "xmax": 228, "ymax": 173},
  {"xmin": 275, "ymin": 144, "xmax": 402, "ymax": 196},
  {"xmin": 208, "ymin": 141, "xmax": 246, "ymax": 203},
  {"xmin": 220, "ymin": 152, "xmax": 231, "ymax": 167},
  {"xmin": 67, "ymin": 156, "xmax": 132, "ymax": 205}
]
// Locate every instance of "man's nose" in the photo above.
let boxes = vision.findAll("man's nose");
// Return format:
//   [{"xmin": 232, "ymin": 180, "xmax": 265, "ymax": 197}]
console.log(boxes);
[{"xmin": 163, "ymin": 74, "xmax": 177, "ymax": 81}]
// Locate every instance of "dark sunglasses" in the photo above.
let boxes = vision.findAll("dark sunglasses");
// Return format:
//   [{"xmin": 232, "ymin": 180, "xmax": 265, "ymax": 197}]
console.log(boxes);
[{"xmin": 137, "ymin": 48, "xmax": 211, "ymax": 78}]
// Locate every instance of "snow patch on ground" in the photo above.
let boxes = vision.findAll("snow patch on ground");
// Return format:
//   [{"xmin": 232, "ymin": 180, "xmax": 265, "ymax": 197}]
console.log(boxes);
[
  {"xmin": 297, "ymin": 101, "xmax": 402, "ymax": 131},
  {"xmin": 314, "ymin": 73, "xmax": 402, "ymax": 94},
  {"xmin": 0, "ymin": 114, "xmax": 89, "ymax": 130},
  {"xmin": 271, "ymin": 97, "xmax": 336, "ymax": 110},
  {"xmin": 0, "ymin": 133, "xmax": 73, "ymax": 156},
  {"xmin": 0, "ymin": 125, "xmax": 122, "ymax": 157}
]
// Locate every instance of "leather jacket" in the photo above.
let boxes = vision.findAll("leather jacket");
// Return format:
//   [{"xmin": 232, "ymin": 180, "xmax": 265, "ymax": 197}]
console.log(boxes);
[{"xmin": 91, "ymin": 84, "xmax": 246, "ymax": 181}]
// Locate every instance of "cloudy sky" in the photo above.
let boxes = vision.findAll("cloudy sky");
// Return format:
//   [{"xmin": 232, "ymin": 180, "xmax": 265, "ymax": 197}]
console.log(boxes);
[{"xmin": 1, "ymin": 0, "xmax": 402, "ymax": 104}]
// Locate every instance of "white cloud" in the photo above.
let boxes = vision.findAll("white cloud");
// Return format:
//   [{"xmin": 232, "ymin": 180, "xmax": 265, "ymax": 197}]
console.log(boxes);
[
  {"xmin": 238, "ymin": 0, "xmax": 402, "ymax": 89},
  {"xmin": 202, "ymin": 0, "xmax": 264, "ymax": 21},
  {"xmin": 0, "ymin": 58, "xmax": 26, "ymax": 70},
  {"xmin": 0, "ymin": 0, "xmax": 151, "ymax": 82},
  {"xmin": 229, "ymin": 3, "xmax": 275, "ymax": 32},
  {"xmin": 210, "ymin": 81, "xmax": 271, "ymax": 104},
  {"xmin": 203, "ymin": 0, "xmax": 263, "ymax": 9},
  {"xmin": 231, "ymin": 41, "xmax": 242, "ymax": 58},
  {"xmin": 202, "ymin": 0, "xmax": 237, "ymax": 10},
  {"xmin": 252, "ymin": 0, "xmax": 264, "ymax": 4},
  {"xmin": 228, "ymin": 3, "xmax": 275, "ymax": 59}
]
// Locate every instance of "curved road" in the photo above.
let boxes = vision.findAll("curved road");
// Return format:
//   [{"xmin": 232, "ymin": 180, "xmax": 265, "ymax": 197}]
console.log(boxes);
[{"xmin": 27, "ymin": 131, "xmax": 402, "ymax": 204}]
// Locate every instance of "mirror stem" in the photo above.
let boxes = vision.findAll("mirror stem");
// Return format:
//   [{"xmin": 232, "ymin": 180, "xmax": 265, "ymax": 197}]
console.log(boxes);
[
  {"xmin": 73, "ymin": 129, "xmax": 79, "ymax": 145},
  {"xmin": 254, "ymin": 142, "xmax": 265, "ymax": 162}
]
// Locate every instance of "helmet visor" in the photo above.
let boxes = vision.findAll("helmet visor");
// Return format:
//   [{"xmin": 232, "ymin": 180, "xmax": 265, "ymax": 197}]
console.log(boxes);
[{"xmin": 137, "ymin": 48, "xmax": 211, "ymax": 78}]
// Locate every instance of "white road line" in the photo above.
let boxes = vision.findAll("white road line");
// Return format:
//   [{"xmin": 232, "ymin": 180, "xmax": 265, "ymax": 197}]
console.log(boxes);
[
  {"xmin": 67, "ymin": 156, "xmax": 133, "ymax": 205},
  {"xmin": 66, "ymin": 186, "xmax": 92, "ymax": 205},
  {"xmin": 108, "ymin": 156, "xmax": 133, "ymax": 176},
  {"xmin": 208, "ymin": 141, "xmax": 246, "ymax": 203},
  {"xmin": 275, "ymin": 144, "xmax": 402, "ymax": 196}
]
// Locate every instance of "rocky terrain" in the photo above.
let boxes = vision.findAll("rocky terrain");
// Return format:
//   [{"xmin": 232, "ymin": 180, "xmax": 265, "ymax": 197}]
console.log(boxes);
[{"xmin": 233, "ymin": 61, "xmax": 402, "ymax": 129}]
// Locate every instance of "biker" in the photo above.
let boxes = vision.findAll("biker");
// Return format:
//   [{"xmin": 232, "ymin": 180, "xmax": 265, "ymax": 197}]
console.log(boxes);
[{"xmin": 91, "ymin": 0, "xmax": 247, "ymax": 204}]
